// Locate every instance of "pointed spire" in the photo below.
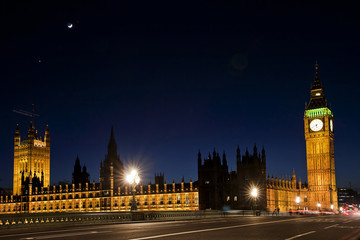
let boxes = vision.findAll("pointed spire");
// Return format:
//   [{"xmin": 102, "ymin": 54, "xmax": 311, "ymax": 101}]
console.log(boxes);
[
  {"xmin": 107, "ymin": 126, "xmax": 118, "ymax": 158},
  {"xmin": 27, "ymin": 121, "xmax": 35, "ymax": 140},
  {"xmin": 198, "ymin": 150, "xmax": 202, "ymax": 166},
  {"xmin": 15, "ymin": 124, "xmax": 20, "ymax": 141},
  {"xmin": 306, "ymin": 62, "xmax": 328, "ymax": 110},
  {"xmin": 44, "ymin": 124, "xmax": 50, "ymax": 145},
  {"xmin": 222, "ymin": 151, "xmax": 227, "ymax": 166},
  {"xmin": 312, "ymin": 61, "xmax": 322, "ymax": 90},
  {"xmin": 75, "ymin": 155, "xmax": 80, "ymax": 165},
  {"xmin": 236, "ymin": 145, "xmax": 241, "ymax": 163}
]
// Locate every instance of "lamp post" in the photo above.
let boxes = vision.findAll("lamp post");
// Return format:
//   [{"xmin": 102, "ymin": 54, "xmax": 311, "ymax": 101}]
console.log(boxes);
[
  {"xmin": 331, "ymin": 204, "xmax": 334, "ymax": 212},
  {"xmin": 295, "ymin": 196, "xmax": 300, "ymax": 210},
  {"xmin": 317, "ymin": 202, "xmax": 321, "ymax": 212},
  {"xmin": 251, "ymin": 187, "xmax": 258, "ymax": 213},
  {"xmin": 126, "ymin": 169, "xmax": 140, "ymax": 211}
]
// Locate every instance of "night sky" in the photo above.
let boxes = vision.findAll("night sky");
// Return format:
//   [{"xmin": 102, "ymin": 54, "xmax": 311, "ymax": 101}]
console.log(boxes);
[{"xmin": 1, "ymin": 1, "xmax": 359, "ymax": 191}]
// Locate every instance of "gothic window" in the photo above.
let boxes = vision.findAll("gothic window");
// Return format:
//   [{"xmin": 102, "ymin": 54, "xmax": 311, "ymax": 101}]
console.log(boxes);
[
  {"xmin": 185, "ymin": 195, "xmax": 189, "ymax": 204},
  {"xmin": 226, "ymin": 196, "xmax": 230, "ymax": 201},
  {"xmin": 234, "ymin": 196, "xmax": 238, "ymax": 201},
  {"xmin": 177, "ymin": 195, "xmax": 180, "ymax": 204}
]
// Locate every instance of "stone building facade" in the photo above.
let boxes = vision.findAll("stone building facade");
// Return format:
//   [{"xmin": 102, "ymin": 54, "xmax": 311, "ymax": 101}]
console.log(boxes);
[
  {"xmin": 0, "ymin": 127, "xmax": 198, "ymax": 214},
  {"xmin": 198, "ymin": 63, "xmax": 338, "ymax": 212},
  {"xmin": 0, "ymin": 63, "xmax": 337, "ymax": 214}
]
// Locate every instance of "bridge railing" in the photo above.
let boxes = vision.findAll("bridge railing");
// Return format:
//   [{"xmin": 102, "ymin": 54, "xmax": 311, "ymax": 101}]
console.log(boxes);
[{"xmin": 0, "ymin": 210, "xmax": 269, "ymax": 228}]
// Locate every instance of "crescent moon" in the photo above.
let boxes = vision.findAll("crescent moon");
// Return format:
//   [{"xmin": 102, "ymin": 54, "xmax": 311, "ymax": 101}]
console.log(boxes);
[{"xmin": 68, "ymin": 23, "xmax": 73, "ymax": 29}]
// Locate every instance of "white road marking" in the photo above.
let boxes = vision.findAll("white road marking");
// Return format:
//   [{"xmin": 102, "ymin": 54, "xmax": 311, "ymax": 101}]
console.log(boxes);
[
  {"xmin": 128, "ymin": 218, "xmax": 308, "ymax": 240},
  {"xmin": 284, "ymin": 231, "xmax": 316, "ymax": 240},
  {"xmin": 191, "ymin": 219, "xmax": 227, "ymax": 224},
  {"xmin": 324, "ymin": 224, "xmax": 338, "ymax": 229},
  {"xmin": 0, "ymin": 221, "xmax": 151, "ymax": 239},
  {"xmin": 20, "ymin": 230, "xmax": 112, "ymax": 240},
  {"xmin": 344, "ymin": 220, "xmax": 352, "ymax": 223}
]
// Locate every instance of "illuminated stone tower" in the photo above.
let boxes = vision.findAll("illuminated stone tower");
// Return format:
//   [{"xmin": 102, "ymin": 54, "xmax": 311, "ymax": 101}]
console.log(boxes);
[
  {"xmin": 304, "ymin": 63, "xmax": 337, "ymax": 211},
  {"xmin": 13, "ymin": 123, "xmax": 50, "ymax": 196}
]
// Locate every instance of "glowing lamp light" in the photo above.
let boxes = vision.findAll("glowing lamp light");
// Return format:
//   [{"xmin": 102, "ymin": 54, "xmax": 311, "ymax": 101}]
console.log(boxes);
[
  {"xmin": 295, "ymin": 196, "xmax": 300, "ymax": 204},
  {"xmin": 317, "ymin": 203, "xmax": 321, "ymax": 208},
  {"xmin": 251, "ymin": 188, "xmax": 258, "ymax": 198},
  {"xmin": 340, "ymin": 207, "xmax": 343, "ymax": 211},
  {"xmin": 126, "ymin": 169, "xmax": 140, "ymax": 185},
  {"xmin": 331, "ymin": 204, "xmax": 334, "ymax": 210}
]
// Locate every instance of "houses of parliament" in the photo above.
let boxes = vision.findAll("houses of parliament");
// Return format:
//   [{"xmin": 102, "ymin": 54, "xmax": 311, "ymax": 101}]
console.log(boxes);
[{"xmin": 0, "ymin": 63, "xmax": 338, "ymax": 214}]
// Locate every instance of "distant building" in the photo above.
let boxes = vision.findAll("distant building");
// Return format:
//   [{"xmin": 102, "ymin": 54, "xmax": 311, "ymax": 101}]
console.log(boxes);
[
  {"xmin": 99, "ymin": 126, "xmax": 124, "ymax": 192},
  {"xmin": 0, "ymin": 63, "xmax": 338, "ymax": 214},
  {"xmin": 338, "ymin": 188, "xmax": 358, "ymax": 206},
  {"xmin": 13, "ymin": 123, "xmax": 50, "ymax": 196},
  {"xmin": 198, "ymin": 146, "xmax": 266, "ymax": 210},
  {"xmin": 0, "ymin": 127, "xmax": 197, "ymax": 214},
  {"xmin": 72, "ymin": 156, "xmax": 90, "ymax": 187},
  {"xmin": 198, "ymin": 63, "xmax": 338, "ymax": 212}
]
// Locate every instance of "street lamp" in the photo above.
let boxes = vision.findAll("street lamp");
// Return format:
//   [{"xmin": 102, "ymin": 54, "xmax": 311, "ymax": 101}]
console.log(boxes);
[
  {"xmin": 251, "ymin": 187, "xmax": 258, "ymax": 211},
  {"xmin": 126, "ymin": 169, "xmax": 140, "ymax": 211},
  {"xmin": 295, "ymin": 196, "xmax": 300, "ymax": 210},
  {"xmin": 317, "ymin": 202, "xmax": 321, "ymax": 212},
  {"xmin": 331, "ymin": 204, "xmax": 334, "ymax": 211}
]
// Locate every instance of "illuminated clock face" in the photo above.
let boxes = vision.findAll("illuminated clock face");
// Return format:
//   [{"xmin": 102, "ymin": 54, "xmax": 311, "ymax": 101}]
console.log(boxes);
[
  {"xmin": 330, "ymin": 119, "xmax": 333, "ymax": 132},
  {"xmin": 310, "ymin": 119, "xmax": 323, "ymax": 132}
]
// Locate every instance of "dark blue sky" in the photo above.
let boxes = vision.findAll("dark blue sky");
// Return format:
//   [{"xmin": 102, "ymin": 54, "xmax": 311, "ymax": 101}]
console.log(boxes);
[{"xmin": 0, "ymin": 1, "xmax": 359, "ymax": 190}]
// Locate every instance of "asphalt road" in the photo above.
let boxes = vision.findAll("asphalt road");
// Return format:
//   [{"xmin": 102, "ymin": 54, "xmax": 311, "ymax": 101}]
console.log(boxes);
[{"xmin": 0, "ymin": 214, "xmax": 359, "ymax": 240}]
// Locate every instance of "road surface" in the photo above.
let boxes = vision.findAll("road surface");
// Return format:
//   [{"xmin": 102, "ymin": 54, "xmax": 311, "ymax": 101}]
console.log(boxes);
[{"xmin": 0, "ymin": 214, "xmax": 359, "ymax": 240}]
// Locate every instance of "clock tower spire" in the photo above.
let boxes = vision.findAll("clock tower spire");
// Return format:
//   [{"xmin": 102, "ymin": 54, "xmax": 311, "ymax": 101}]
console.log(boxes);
[{"xmin": 304, "ymin": 62, "xmax": 337, "ymax": 212}]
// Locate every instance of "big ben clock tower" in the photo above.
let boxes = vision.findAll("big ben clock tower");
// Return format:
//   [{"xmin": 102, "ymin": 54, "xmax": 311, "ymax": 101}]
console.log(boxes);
[{"xmin": 304, "ymin": 62, "xmax": 337, "ymax": 211}]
